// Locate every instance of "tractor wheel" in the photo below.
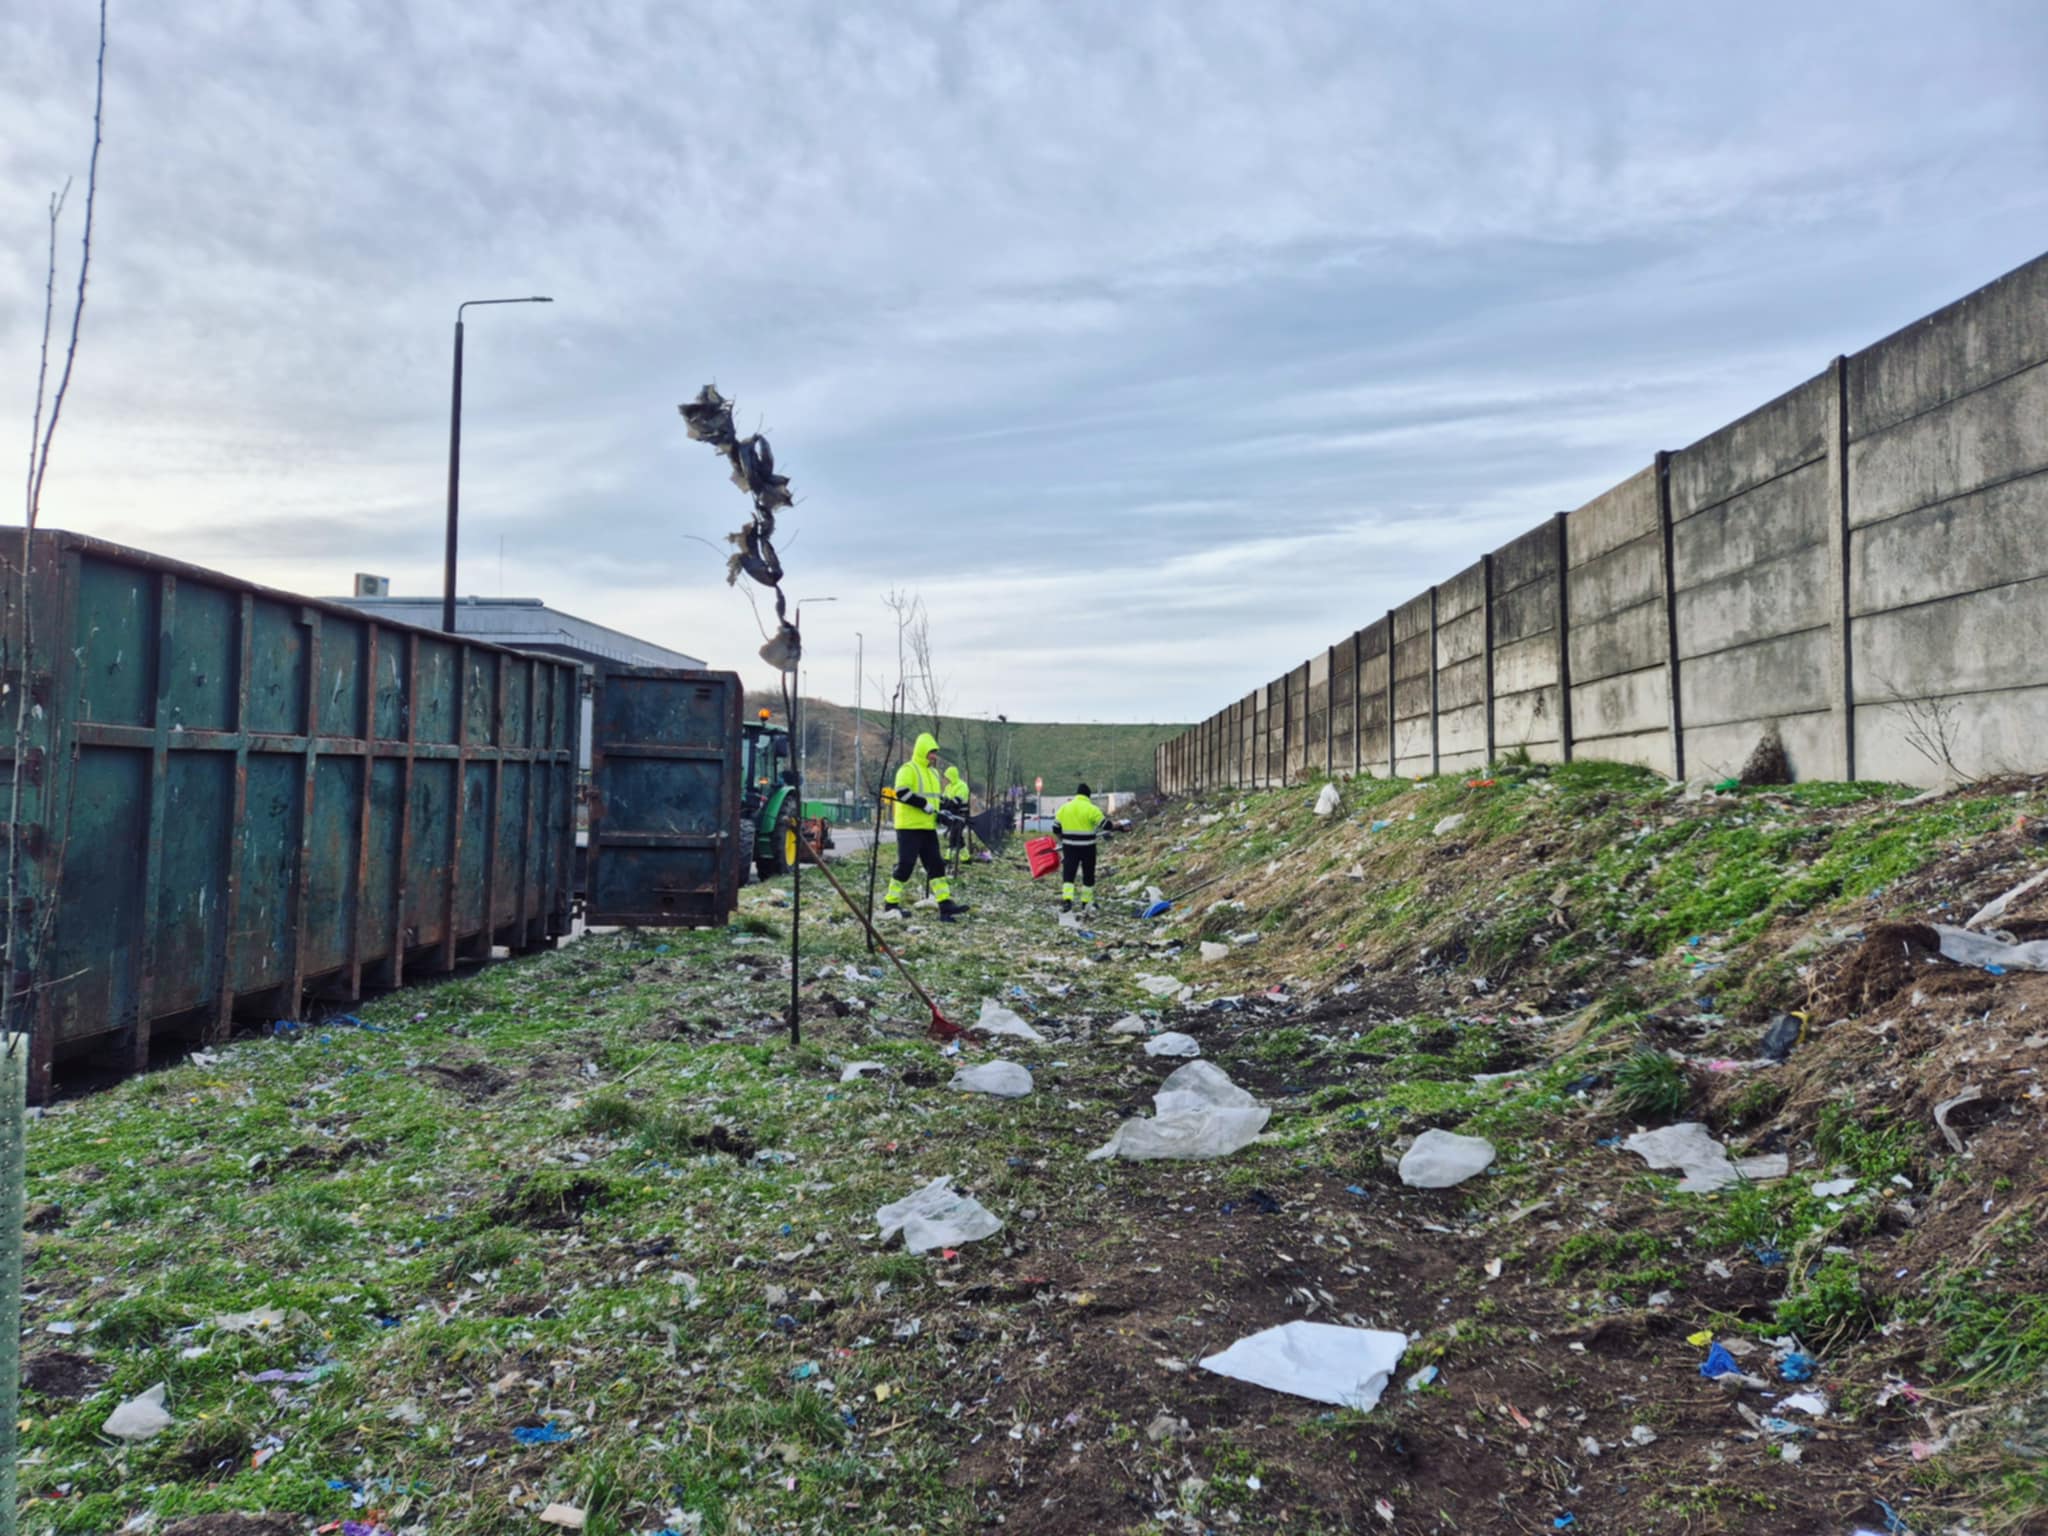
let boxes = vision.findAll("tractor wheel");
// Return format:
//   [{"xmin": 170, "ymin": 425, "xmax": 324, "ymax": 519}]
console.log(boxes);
[{"xmin": 756, "ymin": 802, "xmax": 797, "ymax": 880}]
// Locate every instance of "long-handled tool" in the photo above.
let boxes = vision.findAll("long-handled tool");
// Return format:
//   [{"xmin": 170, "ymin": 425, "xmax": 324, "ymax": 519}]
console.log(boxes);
[
  {"xmin": 1140, "ymin": 871, "xmax": 1228, "ymax": 920},
  {"xmin": 797, "ymin": 827, "xmax": 968, "ymax": 1040}
]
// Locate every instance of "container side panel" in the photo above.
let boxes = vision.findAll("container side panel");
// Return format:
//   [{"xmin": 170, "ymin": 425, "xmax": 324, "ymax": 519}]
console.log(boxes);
[
  {"xmin": 465, "ymin": 651, "xmax": 497, "ymax": 745},
  {"xmin": 170, "ymin": 582, "xmax": 237, "ymax": 732},
  {"xmin": 304, "ymin": 756, "xmax": 361, "ymax": 976},
  {"xmin": 457, "ymin": 763, "xmax": 490, "ymax": 932},
  {"xmin": 232, "ymin": 753, "xmax": 300, "ymax": 990},
  {"xmin": 319, "ymin": 618, "xmax": 367, "ymax": 739},
  {"xmin": 372, "ymin": 638, "xmax": 408, "ymax": 740},
  {"xmin": 363, "ymin": 759, "xmax": 405, "ymax": 962},
  {"xmin": 504, "ymin": 664, "xmax": 531, "ymax": 749},
  {"xmin": 73, "ymin": 558, "xmax": 157, "ymax": 727},
  {"xmin": 415, "ymin": 639, "xmax": 458, "ymax": 745},
  {"xmin": 47, "ymin": 747, "xmax": 148, "ymax": 1044},
  {"xmin": 496, "ymin": 762, "xmax": 527, "ymax": 921},
  {"xmin": 154, "ymin": 751, "xmax": 233, "ymax": 1015},
  {"xmin": 246, "ymin": 601, "xmax": 308, "ymax": 736},
  {"xmin": 405, "ymin": 759, "xmax": 455, "ymax": 944}
]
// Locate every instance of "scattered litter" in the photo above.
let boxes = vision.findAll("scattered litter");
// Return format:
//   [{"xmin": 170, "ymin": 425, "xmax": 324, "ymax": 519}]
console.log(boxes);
[
  {"xmin": 1934, "ymin": 1084, "xmax": 1985, "ymax": 1153},
  {"xmin": 1965, "ymin": 869, "xmax": 2048, "ymax": 931},
  {"xmin": 1200, "ymin": 941, "xmax": 1230, "ymax": 963},
  {"xmin": 1199, "ymin": 1321, "xmax": 1407, "ymax": 1410},
  {"xmin": 1700, "ymin": 1343, "xmax": 1739, "ymax": 1379},
  {"xmin": 1145, "ymin": 1411, "xmax": 1190, "ymax": 1443},
  {"xmin": 1630, "ymin": 1424, "xmax": 1658, "ymax": 1446},
  {"xmin": 1136, "ymin": 974, "xmax": 1188, "ymax": 999},
  {"xmin": 512, "ymin": 1423, "xmax": 573, "ymax": 1445},
  {"xmin": 1089, "ymin": 1061, "xmax": 1269, "ymax": 1162},
  {"xmin": 839, "ymin": 1061, "xmax": 886, "ymax": 1083},
  {"xmin": 102, "ymin": 1383, "xmax": 174, "ymax": 1442},
  {"xmin": 1811, "ymin": 1178, "xmax": 1857, "ymax": 1199},
  {"xmin": 975, "ymin": 999, "xmax": 1046, "ymax": 1043},
  {"xmin": 1623, "ymin": 1123, "xmax": 1786, "ymax": 1193},
  {"xmin": 1106, "ymin": 1015, "xmax": 1147, "ymax": 1037},
  {"xmin": 1779, "ymin": 1351, "xmax": 1818, "ymax": 1381},
  {"xmin": 1432, "ymin": 814, "xmax": 1466, "ymax": 837},
  {"xmin": 1398, "ymin": 1129, "xmax": 1497, "ymax": 1189},
  {"xmin": 1933, "ymin": 924, "xmax": 2048, "ymax": 972},
  {"xmin": 539, "ymin": 1504, "xmax": 587, "ymax": 1530},
  {"xmin": 209, "ymin": 1307, "xmax": 292, "ymax": 1334},
  {"xmin": 950, "ymin": 1061, "xmax": 1034, "ymax": 1098},
  {"xmin": 1405, "ymin": 1365, "xmax": 1440, "ymax": 1392},
  {"xmin": 1154, "ymin": 1059, "xmax": 1257, "ymax": 1114},
  {"xmin": 1760, "ymin": 1013, "xmax": 1803, "ymax": 1062},
  {"xmin": 1143, "ymin": 1031, "xmax": 1201, "ymax": 1059},
  {"xmin": 1313, "ymin": 783, "xmax": 1341, "ymax": 817},
  {"xmin": 1781, "ymin": 1391, "xmax": 1829, "ymax": 1417},
  {"xmin": 875, "ymin": 1176, "xmax": 1003, "ymax": 1254}
]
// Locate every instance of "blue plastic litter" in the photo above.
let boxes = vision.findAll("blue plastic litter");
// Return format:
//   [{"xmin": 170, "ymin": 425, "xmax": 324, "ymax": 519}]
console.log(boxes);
[
  {"xmin": 1987, "ymin": 963, "xmax": 2008, "ymax": 976},
  {"xmin": 1748, "ymin": 1241, "xmax": 1786, "ymax": 1267},
  {"xmin": 1345, "ymin": 1185, "xmax": 1368, "ymax": 1197},
  {"xmin": 1595, "ymin": 1135, "xmax": 1622, "ymax": 1148},
  {"xmin": 1700, "ymin": 1342, "xmax": 1738, "ymax": 1378},
  {"xmin": 512, "ymin": 1423, "xmax": 573, "ymax": 1445},
  {"xmin": 1555, "ymin": 1516, "xmax": 1576, "ymax": 1529},
  {"xmin": 1779, "ymin": 1351, "xmax": 1817, "ymax": 1382}
]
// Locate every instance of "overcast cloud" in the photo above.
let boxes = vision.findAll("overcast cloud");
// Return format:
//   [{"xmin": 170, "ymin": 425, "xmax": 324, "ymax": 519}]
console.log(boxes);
[{"xmin": 4, "ymin": 1, "xmax": 2045, "ymax": 720}]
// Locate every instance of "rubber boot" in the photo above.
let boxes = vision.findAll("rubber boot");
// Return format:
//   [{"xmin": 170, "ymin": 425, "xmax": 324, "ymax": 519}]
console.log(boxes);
[
  {"xmin": 1061, "ymin": 899, "xmax": 1073, "ymax": 913},
  {"xmin": 938, "ymin": 899, "xmax": 970, "ymax": 922}
]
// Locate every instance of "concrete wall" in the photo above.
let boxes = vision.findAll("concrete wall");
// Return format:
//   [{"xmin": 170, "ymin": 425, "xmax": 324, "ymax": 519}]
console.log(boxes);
[{"xmin": 1156, "ymin": 250, "xmax": 2048, "ymax": 795}]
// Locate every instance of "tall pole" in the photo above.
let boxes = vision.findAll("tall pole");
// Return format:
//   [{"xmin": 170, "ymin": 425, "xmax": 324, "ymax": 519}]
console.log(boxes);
[
  {"xmin": 853, "ymin": 632, "xmax": 863, "ymax": 806},
  {"xmin": 443, "ymin": 296, "xmax": 553, "ymax": 634},
  {"xmin": 442, "ymin": 318, "xmax": 465, "ymax": 634}
]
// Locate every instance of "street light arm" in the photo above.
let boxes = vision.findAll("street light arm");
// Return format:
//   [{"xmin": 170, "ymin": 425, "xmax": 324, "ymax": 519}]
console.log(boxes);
[{"xmin": 458, "ymin": 296, "xmax": 553, "ymax": 319}]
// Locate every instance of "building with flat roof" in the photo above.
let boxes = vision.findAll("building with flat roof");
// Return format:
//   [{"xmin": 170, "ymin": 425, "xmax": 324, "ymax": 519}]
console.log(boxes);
[{"xmin": 329, "ymin": 593, "xmax": 704, "ymax": 671}]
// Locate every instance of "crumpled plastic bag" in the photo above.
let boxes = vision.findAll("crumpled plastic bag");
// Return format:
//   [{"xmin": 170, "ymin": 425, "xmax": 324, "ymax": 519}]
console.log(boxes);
[
  {"xmin": 209, "ymin": 1308, "xmax": 292, "ymax": 1334},
  {"xmin": 1089, "ymin": 1060, "xmax": 1268, "ymax": 1161},
  {"xmin": 1136, "ymin": 974, "xmax": 1187, "ymax": 998},
  {"xmin": 840, "ymin": 1061, "xmax": 885, "ymax": 1082},
  {"xmin": 1144, "ymin": 1032, "xmax": 1201, "ymax": 1058},
  {"xmin": 1934, "ymin": 924, "xmax": 2048, "ymax": 972},
  {"xmin": 1313, "ymin": 783, "xmax": 1341, "ymax": 817},
  {"xmin": 1200, "ymin": 1321, "xmax": 1407, "ymax": 1410},
  {"xmin": 1200, "ymin": 941, "xmax": 1229, "ymax": 962},
  {"xmin": 1153, "ymin": 1059, "xmax": 1257, "ymax": 1114},
  {"xmin": 1432, "ymin": 813, "xmax": 1466, "ymax": 836},
  {"xmin": 950, "ymin": 1060, "xmax": 1034, "ymax": 1098},
  {"xmin": 1398, "ymin": 1128, "xmax": 1497, "ymax": 1188},
  {"xmin": 103, "ymin": 1382, "xmax": 174, "ymax": 1442},
  {"xmin": 976, "ymin": 998, "xmax": 1046, "ymax": 1042},
  {"xmin": 1623, "ymin": 1122, "xmax": 1785, "ymax": 1193},
  {"xmin": 1106, "ymin": 1015, "xmax": 1147, "ymax": 1037},
  {"xmin": 875, "ymin": 1176, "xmax": 1003, "ymax": 1254}
]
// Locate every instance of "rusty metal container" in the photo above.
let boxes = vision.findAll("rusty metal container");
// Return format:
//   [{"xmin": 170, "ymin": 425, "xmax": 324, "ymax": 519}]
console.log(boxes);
[{"xmin": 1, "ymin": 531, "xmax": 580, "ymax": 1100}]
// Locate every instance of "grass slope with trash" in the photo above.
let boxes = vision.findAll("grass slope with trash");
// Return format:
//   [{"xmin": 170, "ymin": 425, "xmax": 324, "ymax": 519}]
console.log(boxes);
[{"xmin": 18, "ymin": 759, "xmax": 2048, "ymax": 1535}]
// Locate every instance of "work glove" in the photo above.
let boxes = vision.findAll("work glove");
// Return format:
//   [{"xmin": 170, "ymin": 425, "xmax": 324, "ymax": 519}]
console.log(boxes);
[{"xmin": 898, "ymin": 792, "xmax": 930, "ymax": 812}]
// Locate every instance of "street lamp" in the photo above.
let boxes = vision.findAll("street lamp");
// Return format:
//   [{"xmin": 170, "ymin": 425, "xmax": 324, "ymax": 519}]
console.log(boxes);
[
  {"xmin": 853, "ymin": 631, "xmax": 864, "ymax": 804},
  {"xmin": 444, "ymin": 296, "xmax": 553, "ymax": 634}
]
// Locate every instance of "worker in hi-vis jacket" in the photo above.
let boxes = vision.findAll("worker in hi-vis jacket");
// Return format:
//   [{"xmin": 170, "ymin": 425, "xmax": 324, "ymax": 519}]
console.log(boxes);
[
  {"xmin": 1053, "ymin": 782, "xmax": 1106, "ymax": 913},
  {"xmin": 884, "ymin": 733, "xmax": 970, "ymax": 922},
  {"xmin": 941, "ymin": 763, "xmax": 972, "ymax": 871}
]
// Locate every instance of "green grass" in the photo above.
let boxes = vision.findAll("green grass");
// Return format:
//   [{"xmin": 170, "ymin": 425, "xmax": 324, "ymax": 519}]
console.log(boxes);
[{"xmin": 1613, "ymin": 1049, "xmax": 1690, "ymax": 1120}]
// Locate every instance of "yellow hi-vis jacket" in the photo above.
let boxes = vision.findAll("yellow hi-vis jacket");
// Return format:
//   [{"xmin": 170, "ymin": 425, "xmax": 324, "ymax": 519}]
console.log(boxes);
[
  {"xmin": 942, "ymin": 766, "xmax": 970, "ymax": 809},
  {"xmin": 892, "ymin": 733, "xmax": 943, "ymax": 831},
  {"xmin": 1053, "ymin": 793, "xmax": 1105, "ymax": 846}
]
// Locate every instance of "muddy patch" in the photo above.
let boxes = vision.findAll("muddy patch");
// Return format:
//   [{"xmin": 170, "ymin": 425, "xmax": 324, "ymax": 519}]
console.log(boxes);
[
  {"xmin": 162, "ymin": 1516, "xmax": 305, "ymax": 1536},
  {"xmin": 21, "ymin": 1350, "xmax": 105, "ymax": 1400},
  {"xmin": 491, "ymin": 1174, "xmax": 609, "ymax": 1230},
  {"xmin": 419, "ymin": 1060, "xmax": 512, "ymax": 1100}
]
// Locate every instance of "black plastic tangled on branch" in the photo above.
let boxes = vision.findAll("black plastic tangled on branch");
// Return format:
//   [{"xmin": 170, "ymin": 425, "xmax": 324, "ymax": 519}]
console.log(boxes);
[{"xmin": 679, "ymin": 385, "xmax": 799, "ymax": 671}]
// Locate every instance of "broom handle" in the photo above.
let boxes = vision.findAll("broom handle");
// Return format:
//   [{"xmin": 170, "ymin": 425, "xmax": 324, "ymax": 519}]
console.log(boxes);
[{"xmin": 797, "ymin": 829, "xmax": 950, "ymax": 1021}]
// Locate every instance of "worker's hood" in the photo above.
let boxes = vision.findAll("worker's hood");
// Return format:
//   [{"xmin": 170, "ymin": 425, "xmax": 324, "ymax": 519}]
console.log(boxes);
[
  {"xmin": 912, "ymin": 732, "xmax": 939, "ymax": 767},
  {"xmin": 944, "ymin": 766, "xmax": 966, "ymax": 786}
]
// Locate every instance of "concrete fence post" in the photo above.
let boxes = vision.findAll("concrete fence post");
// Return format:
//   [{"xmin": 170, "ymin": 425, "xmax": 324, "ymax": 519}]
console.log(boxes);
[
  {"xmin": 1353, "ymin": 633, "xmax": 1365, "ymax": 777},
  {"xmin": 1384, "ymin": 609, "xmax": 1397, "ymax": 777},
  {"xmin": 1325, "ymin": 643, "xmax": 1337, "ymax": 780},
  {"xmin": 1656, "ymin": 449, "xmax": 1687, "ymax": 782},
  {"xmin": 1481, "ymin": 553, "xmax": 1497, "ymax": 767},
  {"xmin": 1552, "ymin": 512, "xmax": 1575, "ymax": 762},
  {"xmin": 1825, "ymin": 354, "xmax": 1857, "ymax": 780}
]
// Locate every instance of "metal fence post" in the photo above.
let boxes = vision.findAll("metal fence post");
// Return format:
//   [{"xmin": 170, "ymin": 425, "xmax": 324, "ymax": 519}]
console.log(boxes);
[{"xmin": 0, "ymin": 1031, "xmax": 26, "ymax": 1535}]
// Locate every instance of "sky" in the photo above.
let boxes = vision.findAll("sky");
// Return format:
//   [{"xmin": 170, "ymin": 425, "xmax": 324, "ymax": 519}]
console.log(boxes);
[{"xmin": 3, "ymin": 2, "xmax": 2045, "ymax": 723}]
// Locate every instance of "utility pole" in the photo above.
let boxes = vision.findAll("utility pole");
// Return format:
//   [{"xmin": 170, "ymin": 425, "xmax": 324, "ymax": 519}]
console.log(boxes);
[
  {"xmin": 443, "ymin": 295, "xmax": 552, "ymax": 633},
  {"xmin": 854, "ymin": 631, "xmax": 863, "ymax": 804}
]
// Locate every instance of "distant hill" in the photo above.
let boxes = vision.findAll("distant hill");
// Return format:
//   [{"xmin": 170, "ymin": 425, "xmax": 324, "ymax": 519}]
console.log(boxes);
[{"xmin": 745, "ymin": 693, "xmax": 1185, "ymax": 804}]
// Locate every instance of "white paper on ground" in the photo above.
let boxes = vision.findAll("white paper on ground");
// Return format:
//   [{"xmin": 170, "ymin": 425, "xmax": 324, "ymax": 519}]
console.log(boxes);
[
  {"xmin": 840, "ymin": 1061, "xmax": 886, "ymax": 1082},
  {"xmin": 1154, "ymin": 1060, "xmax": 1257, "ymax": 1114},
  {"xmin": 1398, "ymin": 1129, "xmax": 1497, "ymax": 1189},
  {"xmin": 1136, "ymin": 974, "xmax": 1186, "ymax": 998},
  {"xmin": 1432, "ymin": 814, "xmax": 1466, "ymax": 837},
  {"xmin": 1811, "ymin": 1176, "xmax": 1857, "ymax": 1198},
  {"xmin": 1144, "ymin": 1032, "xmax": 1201, "ymax": 1058},
  {"xmin": 875, "ymin": 1176, "xmax": 1004, "ymax": 1254},
  {"xmin": 1200, "ymin": 942, "xmax": 1230, "ymax": 962},
  {"xmin": 1087, "ymin": 1106, "xmax": 1271, "ymax": 1162},
  {"xmin": 950, "ymin": 1060, "xmax": 1034, "ymax": 1098},
  {"xmin": 1106, "ymin": 1015, "xmax": 1147, "ymax": 1036},
  {"xmin": 103, "ymin": 1383, "xmax": 174, "ymax": 1442},
  {"xmin": 1313, "ymin": 784, "xmax": 1341, "ymax": 817},
  {"xmin": 976, "ymin": 998, "xmax": 1046, "ymax": 1042},
  {"xmin": 1200, "ymin": 1321, "xmax": 1408, "ymax": 1410},
  {"xmin": 1935, "ymin": 924, "xmax": 2048, "ymax": 972},
  {"xmin": 1623, "ymin": 1122, "xmax": 1782, "ymax": 1193}
]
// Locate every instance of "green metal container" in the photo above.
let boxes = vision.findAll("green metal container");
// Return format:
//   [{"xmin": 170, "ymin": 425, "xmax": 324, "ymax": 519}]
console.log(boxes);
[{"xmin": 1, "ymin": 532, "xmax": 581, "ymax": 1101}]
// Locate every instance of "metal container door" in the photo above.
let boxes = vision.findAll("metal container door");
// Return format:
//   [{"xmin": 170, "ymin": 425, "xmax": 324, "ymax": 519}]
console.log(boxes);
[{"xmin": 584, "ymin": 666, "xmax": 742, "ymax": 927}]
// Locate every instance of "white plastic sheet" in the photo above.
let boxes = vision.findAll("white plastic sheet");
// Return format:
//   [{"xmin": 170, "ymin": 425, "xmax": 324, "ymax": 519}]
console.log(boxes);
[
  {"xmin": 1106, "ymin": 1015, "xmax": 1147, "ymax": 1036},
  {"xmin": 1088, "ymin": 1060, "xmax": 1268, "ymax": 1161},
  {"xmin": 1313, "ymin": 783, "xmax": 1341, "ymax": 817},
  {"xmin": 1432, "ymin": 813, "xmax": 1466, "ymax": 837},
  {"xmin": 976, "ymin": 998, "xmax": 1047, "ymax": 1042},
  {"xmin": 839, "ymin": 1061, "xmax": 886, "ymax": 1083},
  {"xmin": 1136, "ymin": 974, "xmax": 1187, "ymax": 998},
  {"xmin": 875, "ymin": 1176, "xmax": 1004, "ymax": 1254},
  {"xmin": 1153, "ymin": 1059, "xmax": 1257, "ymax": 1114},
  {"xmin": 1144, "ymin": 1031, "xmax": 1201, "ymax": 1058},
  {"xmin": 1623, "ymin": 1123, "xmax": 1784, "ymax": 1193},
  {"xmin": 103, "ymin": 1382, "xmax": 174, "ymax": 1442},
  {"xmin": 950, "ymin": 1060, "xmax": 1034, "ymax": 1098},
  {"xmin": 1200, "ymin": 1321, "xmax": 1408, "ymax": 1410},
  {"xmin": 1934, "ymin": 924, "xmax": 2048, "ymax": 972},
  {"xmin": 1200, "ymin": 941, "xmax": 1230, "ymax": 962},
  {"xmin": 1398, "ymin": 1129, "xmax": 1496, "ymax": 1189}
]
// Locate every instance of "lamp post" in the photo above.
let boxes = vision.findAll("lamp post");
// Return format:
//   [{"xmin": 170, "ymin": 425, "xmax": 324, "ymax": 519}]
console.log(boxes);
[
  {"xmin": 853, "ymin": 631, "xmax": 863, "ymax": 808},
  {"xmin": 444, "ymin": 296, "xmax": 552, "ymax": 634}
]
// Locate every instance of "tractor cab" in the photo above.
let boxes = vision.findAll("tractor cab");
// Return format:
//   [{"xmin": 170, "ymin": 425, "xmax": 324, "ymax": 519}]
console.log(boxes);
[{"xmin": 740, "ymin": 709, "xmax": 800, "ymax": 878}]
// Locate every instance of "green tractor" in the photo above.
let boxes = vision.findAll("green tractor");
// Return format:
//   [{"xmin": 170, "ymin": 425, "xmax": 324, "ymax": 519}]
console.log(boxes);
[{"xmin": 741, "ymin": 710, "xmax": 800, "ymax": 880}]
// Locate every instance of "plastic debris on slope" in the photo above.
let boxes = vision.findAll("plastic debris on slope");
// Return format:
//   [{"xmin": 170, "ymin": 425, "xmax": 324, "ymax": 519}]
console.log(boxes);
[
  {"xmin": 1623, "ymin": 1122, "xmax": 1786, "ymax": 1193},
  {"xmin": 1106, "ymin": 1015, "xmax": 1147, "ymax": 1037},
  {"xmin": 1088, "ymin": 1061, "xmax": 1269, "ymax": 1162},
  {"xmin": 1398, "ymin": 1129, "xmax": 1497, "ymax": 1189},
  {"xmin": 1313, "ymin": 783, "xmax": 1341, "ymax": 817},
  {"xmin": 1144, "ymin": 1032, "xmax": 1201, "ymax": 1058},
  {"xmin": 1432, "ymin": 813, "xmax": 1466, "ymax": 836},
  {"xmin": 1200, "ymin": 1321, "xmax": 1407, "ymax": 1410},
  {"xmin": 1934, "ymin": 924, "xmax": 2048, "ymax": 972},
  {"xmin": 975, "ymin": 998, "xmax": 1046, "ymax": 1042},
  {"xmin": 840, "ymin": 1061, "xmax": 886, "ymax": 1083},
  {"xmin": 875, "ymin": 1176, "xmax": 1003, "ymax": 1254},
  {"xmin": 103, "ymin": 1383, "xmax": 174, "ymax": 1442},
  {"xmin": 1200, "ymin": 941, "xmax": 1230, "ymax": 962},
  {"xmin": 950, "ymin": 1060, "xmax": 1034, "ymax": 1098},
  {"xmin": 1137, "ymin": 974, "xmax": 1189, "ymax": 999}
]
